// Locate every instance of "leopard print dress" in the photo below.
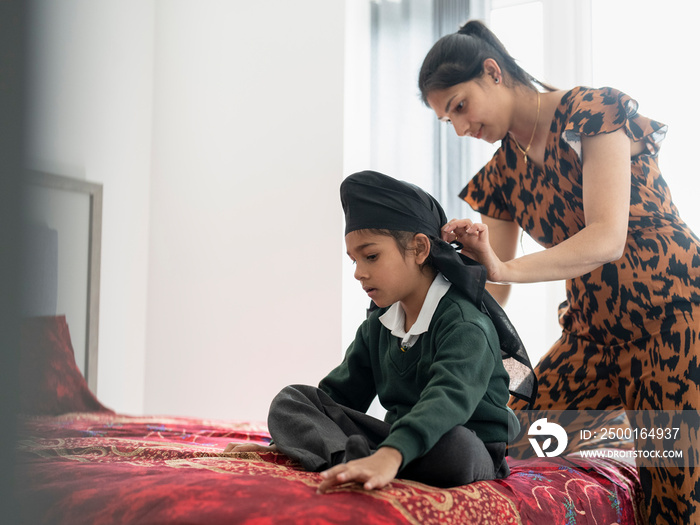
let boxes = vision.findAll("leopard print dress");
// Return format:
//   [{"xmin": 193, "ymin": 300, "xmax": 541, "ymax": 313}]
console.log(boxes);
[{"xmin": 461, "ymin": 86, "xmax": 699, "ymax": 525}]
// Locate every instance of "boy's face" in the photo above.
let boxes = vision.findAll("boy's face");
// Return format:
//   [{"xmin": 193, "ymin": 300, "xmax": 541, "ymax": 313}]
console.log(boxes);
[{"xmin": 345, "ymin": 230, "xmax": 425, "ymax": 309}]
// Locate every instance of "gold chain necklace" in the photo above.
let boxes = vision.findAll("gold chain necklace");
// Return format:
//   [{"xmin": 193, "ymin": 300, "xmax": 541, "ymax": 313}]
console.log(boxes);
[{"xmin": 512, "ymin": 91, "xmax": 541, "ymax": 164}]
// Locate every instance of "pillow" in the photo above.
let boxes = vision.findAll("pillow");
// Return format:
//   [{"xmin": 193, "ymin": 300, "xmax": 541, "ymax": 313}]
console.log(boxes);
[{"xmin": 19, "ymin": 315, "xmax": 112, "ymax": 415}]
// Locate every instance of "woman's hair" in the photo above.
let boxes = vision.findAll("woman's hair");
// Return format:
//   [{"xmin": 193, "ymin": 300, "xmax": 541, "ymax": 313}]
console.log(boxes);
[
  {"xmin": 418, "ymin": 20, "xmax": 555, "ymax": 104},
  {"xmin": 365, "ymin": 229, "xmax": 436, "ymax": 273}
]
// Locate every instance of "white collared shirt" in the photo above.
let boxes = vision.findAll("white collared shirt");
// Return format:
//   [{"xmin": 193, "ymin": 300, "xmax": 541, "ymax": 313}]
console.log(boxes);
[{"xmin": 379, "ymin": 272, "xmax": 452, "ymax": 350}]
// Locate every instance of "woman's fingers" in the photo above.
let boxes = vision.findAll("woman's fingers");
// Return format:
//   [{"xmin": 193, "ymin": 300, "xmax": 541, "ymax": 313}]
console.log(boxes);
[
  {"xmin": 442, "ymin": 218, "xmax": 472, "ymax": 238},
  {"xmin": 442, "ymin": 218, "xmax": 488, "ymax": 246},
  {"xmin": 442, "ymin": 218, "xmax": 484, "ymax": 235},
  {"xmin": 467, "ymin": 222, "xmax": 487, "ymax": 235}
]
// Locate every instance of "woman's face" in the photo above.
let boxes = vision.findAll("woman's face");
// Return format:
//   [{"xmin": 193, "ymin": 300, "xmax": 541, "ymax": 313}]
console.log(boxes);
[{"xmin": 425, "ymin": 76, "xmax": 512, "ymax": 144}]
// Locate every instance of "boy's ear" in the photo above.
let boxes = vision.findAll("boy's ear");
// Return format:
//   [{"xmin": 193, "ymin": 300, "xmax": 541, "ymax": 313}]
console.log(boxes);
[{"xmin": 413, "ymin": 233, "xmax": 431, "ymax": 264}]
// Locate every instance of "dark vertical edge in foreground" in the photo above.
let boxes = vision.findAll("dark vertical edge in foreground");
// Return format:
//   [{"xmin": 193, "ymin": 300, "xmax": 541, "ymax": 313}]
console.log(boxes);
[{"xmin": 0, "ymin": 0, "xmax": 26, "ymax": 523}]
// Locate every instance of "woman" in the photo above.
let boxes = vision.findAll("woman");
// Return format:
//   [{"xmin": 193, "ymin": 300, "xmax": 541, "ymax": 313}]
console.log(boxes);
[{"xmin": 418, "ymin": 19, "xmax": 699, "ymax": 525}]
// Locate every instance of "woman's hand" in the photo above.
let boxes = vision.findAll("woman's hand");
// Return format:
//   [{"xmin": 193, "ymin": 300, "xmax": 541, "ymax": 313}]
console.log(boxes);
[
  {"xmin": 441, "ymin": 218, "xmax": 506, "ymax": 282},
  {"xmin": 316, "ymin": 447, "xmax": 402, "ymax": 494},
  {"xmin": 223, "ymin": 442, "xmax": 277, "ymax": 453}
]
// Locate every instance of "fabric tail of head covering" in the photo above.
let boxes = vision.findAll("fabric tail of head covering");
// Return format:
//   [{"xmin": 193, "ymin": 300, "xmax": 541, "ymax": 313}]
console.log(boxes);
[
  {"xmin": 343, "ymin": 170, "xmax": 537, "ymax": 408},
  {"xmin": 426, "ymin": 238, "xmax": 537, "ymax": 408},
  {"xmin": 481, "ymin": 291, "xmax": 538, "ymax": 407}
]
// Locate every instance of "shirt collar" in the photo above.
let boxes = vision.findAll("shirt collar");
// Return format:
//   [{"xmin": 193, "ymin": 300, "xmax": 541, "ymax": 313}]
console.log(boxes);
[{"xmin": 379, "ymin": 273, "xmax": 452, "ymax": 346}]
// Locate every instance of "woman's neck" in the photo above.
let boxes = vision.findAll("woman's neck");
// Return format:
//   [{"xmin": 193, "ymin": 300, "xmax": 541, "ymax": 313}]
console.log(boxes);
[
  {"xmin": 508, "ymin": 86, "xmax": 541, "ymax": 151},
  {"xmin": 509, "ymin": 88, "xmax": 568, "ymax": 168}
]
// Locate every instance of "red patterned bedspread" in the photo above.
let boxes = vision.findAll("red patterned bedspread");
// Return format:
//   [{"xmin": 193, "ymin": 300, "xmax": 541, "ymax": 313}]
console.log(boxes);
[{"xmin": 15, "ymin": 412, "xmax": 645, "ymax": 525}]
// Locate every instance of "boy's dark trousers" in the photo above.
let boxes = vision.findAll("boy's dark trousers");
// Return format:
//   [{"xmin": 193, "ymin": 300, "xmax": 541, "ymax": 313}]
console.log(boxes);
[{"xmin": 268, "ymin": 384, "xmax": 509, "ymax": 488}]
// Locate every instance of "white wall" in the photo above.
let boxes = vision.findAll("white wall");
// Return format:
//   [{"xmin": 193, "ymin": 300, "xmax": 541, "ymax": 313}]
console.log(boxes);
[
  {"xmin": 144, "ymin": 0, "xmax": 345, "ymax": 421},
  {"xmin": 25, "ymin": 0, "xmax": 346, "ymax": 422},
  {"xmin": 25, "ymin": 0, "xmax": 155, "ymax": 414},
  {"xmin": 342, "ymin": 1, "xmax": 372, "ymax": 352}
]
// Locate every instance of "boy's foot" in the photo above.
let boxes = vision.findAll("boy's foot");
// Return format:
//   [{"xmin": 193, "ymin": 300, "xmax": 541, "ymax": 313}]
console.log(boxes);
[{"xmin": 345, "ymin": 434, "xmax": 371, "ymax": 462}]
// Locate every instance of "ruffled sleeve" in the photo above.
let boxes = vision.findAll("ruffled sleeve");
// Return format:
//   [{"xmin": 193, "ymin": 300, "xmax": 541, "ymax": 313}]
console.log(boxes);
[
  {"xmin": 562, "ymin": 87, "xmax": 667, "ymax": 158},
  {"xmin": 459, "ymin": 148, "xmax": 515, "ymax": 221}
]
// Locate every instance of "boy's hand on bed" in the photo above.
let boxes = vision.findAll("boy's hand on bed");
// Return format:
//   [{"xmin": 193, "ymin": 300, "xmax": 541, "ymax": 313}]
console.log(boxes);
[
  {"xmin": 223, "ymin": 443, "xmax": 277, "ymax": 453},
  {"xmin": 317, "ymin": 446, "xmax": 402, "ymax": 494}
]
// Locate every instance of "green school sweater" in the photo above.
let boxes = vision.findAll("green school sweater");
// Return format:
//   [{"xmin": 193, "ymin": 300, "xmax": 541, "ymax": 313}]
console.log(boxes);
[{"xmin": 319, "ymin": 287, "xmax": 511, "ymax": 468}]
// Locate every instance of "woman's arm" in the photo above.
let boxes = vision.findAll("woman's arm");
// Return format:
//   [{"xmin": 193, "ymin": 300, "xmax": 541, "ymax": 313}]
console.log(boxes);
[
  {"xmin": 480, "ymin": 216, "xmax": 519, "ymax": 306},
  {"xmin": 444, "ymin": 128, "xmax": 631, "ymax": 284}
]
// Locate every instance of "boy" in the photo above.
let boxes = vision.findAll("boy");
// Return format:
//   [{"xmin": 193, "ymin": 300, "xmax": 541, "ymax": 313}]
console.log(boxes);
[{"xmin": 226, "ymin": 171, "xmax": 534, "ymax": 493}]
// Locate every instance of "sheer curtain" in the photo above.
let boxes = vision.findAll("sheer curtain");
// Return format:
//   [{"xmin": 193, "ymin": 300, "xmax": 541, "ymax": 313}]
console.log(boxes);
[
  {"xmin": 367, "ymin": 0, "xmax": 486, "ymax": 220},
  {"xmin": 368, "ymin": 0, "xmax": 434, "ymax": 192},
  {"xmin": 343, "ymin": 0, "xmax": 487, "ymax": 356}
]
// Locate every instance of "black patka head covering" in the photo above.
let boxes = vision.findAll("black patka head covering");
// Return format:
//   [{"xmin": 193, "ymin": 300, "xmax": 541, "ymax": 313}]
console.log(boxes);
[{"xmin": 341, "ymin": 170, "xmax": 537, "ymax": 409}]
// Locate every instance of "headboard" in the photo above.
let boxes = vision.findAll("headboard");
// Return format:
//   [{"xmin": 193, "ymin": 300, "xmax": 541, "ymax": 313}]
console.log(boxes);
[{"xmin": 21, "ymin": 170, "xmax": 103, "ymax": 393}]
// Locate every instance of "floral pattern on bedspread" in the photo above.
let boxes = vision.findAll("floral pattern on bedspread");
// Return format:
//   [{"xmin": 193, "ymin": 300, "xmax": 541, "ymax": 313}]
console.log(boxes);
[{"xmin": 15, "ymin": 412, "xmax": 645, "ymax": 525}]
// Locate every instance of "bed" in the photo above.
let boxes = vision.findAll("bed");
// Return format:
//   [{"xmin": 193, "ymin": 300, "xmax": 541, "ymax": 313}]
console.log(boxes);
[
  {"xmin": 14, "ymin": 173, "xmax": 646, "ymax": 524},
  {"xmin": 14, "ymin": 315, "xmax": 647, "ymax": 525}
]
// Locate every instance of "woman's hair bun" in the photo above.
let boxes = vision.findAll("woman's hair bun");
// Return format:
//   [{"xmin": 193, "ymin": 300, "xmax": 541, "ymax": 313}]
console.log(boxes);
[{"xmin": 457, "ymin": 20, "xmax": 486, "ymax": 37}]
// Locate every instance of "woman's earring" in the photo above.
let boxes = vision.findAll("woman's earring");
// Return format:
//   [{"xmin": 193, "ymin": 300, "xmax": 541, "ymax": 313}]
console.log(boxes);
[{"xmin": 494, "ymin": 77, "xmax": 500, "ymax": 84}]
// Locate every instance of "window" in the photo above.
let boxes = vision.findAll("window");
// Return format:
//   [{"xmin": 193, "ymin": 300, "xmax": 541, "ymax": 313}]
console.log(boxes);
[
  {"xmin": 344, "ymin": 0, "xmax": 698, "ymax": 368},
  {"xmin": 590, "ymin": 0, "xmax": 699, "ymax": 235},
  {"xmin": 343, "ymin": 0, "xmax": 563, "ymax": 367},
  {"xmin": 343, "ymin": 0, "xmax": 482, "ymax": 352}
]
